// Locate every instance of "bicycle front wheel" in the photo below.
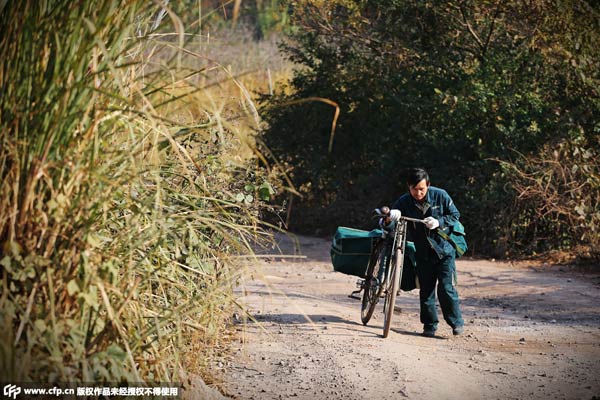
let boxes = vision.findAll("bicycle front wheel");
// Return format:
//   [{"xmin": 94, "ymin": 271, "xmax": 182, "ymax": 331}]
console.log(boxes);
[
  {"xmin": 361, "ymin": 240, "xmax": 386, "ymax": 325},
  {"xmin": 382, "ymin": 249, "xmax": 403, "ymax": 338}
]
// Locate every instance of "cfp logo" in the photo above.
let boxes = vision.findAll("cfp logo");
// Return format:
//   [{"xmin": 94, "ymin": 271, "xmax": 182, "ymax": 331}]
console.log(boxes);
[{"xmin": 3, "ymin": 384, "xmax": 21, "ymax": 399}]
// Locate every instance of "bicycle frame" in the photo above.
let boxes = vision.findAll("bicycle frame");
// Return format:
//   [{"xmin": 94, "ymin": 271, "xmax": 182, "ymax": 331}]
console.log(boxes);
[
  {"xmin": 381, "ymin": 218, "xmax": 406, "ymax": 337},
  {"xmin": 380, "ymin": 216, "xmax": 419, "ymax": 292},
  {"xmin": 360, "ymin": 212, "xmax": 423, "ymax": 337}
]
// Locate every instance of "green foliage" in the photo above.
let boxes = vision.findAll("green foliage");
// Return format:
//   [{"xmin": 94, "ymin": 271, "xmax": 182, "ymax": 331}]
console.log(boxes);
[
  {"xmin": 261, "ymin": 0, "xmax": 600, "ymax": 257},
  {"xmin": 0, "ymin": 0, "xmax": 275, "ymax": 383}
]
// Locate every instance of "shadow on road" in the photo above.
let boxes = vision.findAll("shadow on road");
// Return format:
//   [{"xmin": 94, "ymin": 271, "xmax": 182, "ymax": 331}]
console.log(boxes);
[
  {"xmin": 390, "ymin": 327, "xmax": 448, "ymax": 339},
  {"xmin": 251, "ymin": 312, "xmax": 363, "ymax": 327}
]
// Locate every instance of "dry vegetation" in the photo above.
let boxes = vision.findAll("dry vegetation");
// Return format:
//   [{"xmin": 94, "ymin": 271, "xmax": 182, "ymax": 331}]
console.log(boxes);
[{"xmin": 0, "ymin": 0, "xmax": 292, "ymax": 384}]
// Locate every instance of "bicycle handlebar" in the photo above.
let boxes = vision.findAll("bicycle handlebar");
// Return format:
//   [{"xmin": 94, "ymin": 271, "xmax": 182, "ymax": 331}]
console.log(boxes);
[
  {"xmin": 398, "ymin": 216, "xmax": 425, "ymax": 224},
  {"xmin": 374, "ymin": 207, "xmax": 425, "ymax": 224}
]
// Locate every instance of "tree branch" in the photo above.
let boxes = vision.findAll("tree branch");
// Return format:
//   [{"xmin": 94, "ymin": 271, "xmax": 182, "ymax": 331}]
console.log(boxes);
[
  {"xmin": 460, "ymin": 6, "xmax": 485, "ymax": 51},
  {"xmin": 482, "ymin": 2, "xmax": 502, "ymax": 58}
]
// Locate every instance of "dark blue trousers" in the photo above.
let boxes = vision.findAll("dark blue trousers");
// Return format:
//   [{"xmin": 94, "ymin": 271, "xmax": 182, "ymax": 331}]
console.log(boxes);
[{"xmin": 416, "ymin": 253, "xmax": 464, "ymax": 331}]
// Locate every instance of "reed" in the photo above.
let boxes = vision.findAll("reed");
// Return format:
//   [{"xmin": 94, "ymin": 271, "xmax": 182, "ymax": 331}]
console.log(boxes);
[{"xmin": 0, "ymin": 0, "xmax": 276, "ymax": 383}]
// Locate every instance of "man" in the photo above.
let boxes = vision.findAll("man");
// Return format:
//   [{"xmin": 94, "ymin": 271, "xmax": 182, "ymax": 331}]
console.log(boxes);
[{"xmin": 387, "ymin": 168, "xmax": 464, "ymax": 337}]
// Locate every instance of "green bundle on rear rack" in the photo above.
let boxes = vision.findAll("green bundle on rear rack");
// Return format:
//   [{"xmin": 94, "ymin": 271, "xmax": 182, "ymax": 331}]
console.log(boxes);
[
  {"xmin": 330, "ymin": 227, "xmax": 384, "ymax": 278},
  {"xmin": 330, "ymin": 226, "xmax": 418, "ymax": 292}
]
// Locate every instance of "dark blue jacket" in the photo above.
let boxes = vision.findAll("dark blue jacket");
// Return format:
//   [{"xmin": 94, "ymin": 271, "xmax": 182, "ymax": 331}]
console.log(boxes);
[{"xmin": 392, "ymin": 186, "xmax": 460, "ymax": 259}]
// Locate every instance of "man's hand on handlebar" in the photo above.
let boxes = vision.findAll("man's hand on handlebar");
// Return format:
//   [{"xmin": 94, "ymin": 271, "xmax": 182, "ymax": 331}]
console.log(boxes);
[
  {"xmin": 374, "ymin": 207, "xmax": 401, "ymax": 227},
  {"xmin": 389, "ymin": 209, "xmax": 401, "ymax": 221},
  {"xmin": 423, "ymin": 216, "xmax": 440, "ymax": 230}
]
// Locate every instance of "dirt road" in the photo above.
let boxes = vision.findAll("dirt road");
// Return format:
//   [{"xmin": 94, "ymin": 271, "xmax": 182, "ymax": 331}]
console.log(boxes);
[{"xmin": 222, "ymin": 234, "xmax": 600, "ymax": 400}]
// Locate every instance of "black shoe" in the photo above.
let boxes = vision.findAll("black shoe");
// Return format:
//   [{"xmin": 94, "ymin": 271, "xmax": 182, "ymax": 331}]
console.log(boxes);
[
  {"xmin": 422, "ymin": 329, "xmax": 436, "ymax": 338},
  {"xmin": 452, "ymin": 326, "xmax": 464, "ymax": 336}
]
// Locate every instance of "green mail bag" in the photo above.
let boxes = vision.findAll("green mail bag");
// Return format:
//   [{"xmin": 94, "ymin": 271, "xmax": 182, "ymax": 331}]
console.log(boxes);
[{"xmin": 330, "ymin": 227, "xmax": 417, "ymax": 291}]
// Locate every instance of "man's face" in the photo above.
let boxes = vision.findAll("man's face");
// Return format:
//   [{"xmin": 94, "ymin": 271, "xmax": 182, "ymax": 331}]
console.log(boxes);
[{"xmin": 409, "ymin": 179, "xmax": 429, "ymax": 202}]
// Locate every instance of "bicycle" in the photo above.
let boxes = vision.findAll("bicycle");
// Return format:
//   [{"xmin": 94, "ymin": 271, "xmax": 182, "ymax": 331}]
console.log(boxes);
[{"xmin": 360, "ymin": 207, "xmax": 424, "ymax": 338}]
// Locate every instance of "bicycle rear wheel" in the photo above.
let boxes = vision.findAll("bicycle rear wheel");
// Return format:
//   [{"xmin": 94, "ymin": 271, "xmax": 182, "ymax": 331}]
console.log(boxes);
[
  {"xmin": 361, "ymin": 240, "xmax": 386, "ymax": 325},
  {"xmin": 382, "ymin": 249, "xmax": 403, "ymax": 338}
]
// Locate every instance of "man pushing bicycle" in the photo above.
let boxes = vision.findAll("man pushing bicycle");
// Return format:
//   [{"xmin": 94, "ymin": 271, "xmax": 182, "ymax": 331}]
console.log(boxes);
[{"xmin": 385, "ymin": 168, "xmax": 465, "ymax": 337}]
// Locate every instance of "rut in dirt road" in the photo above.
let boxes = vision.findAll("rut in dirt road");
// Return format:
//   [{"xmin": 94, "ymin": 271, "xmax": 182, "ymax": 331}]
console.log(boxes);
[{"xmin": 223, "ymin": 235, "xmax": 600, "ymax": 400}]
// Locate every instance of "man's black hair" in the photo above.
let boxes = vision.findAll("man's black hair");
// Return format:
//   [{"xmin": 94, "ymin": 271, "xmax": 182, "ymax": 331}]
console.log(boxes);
[{"xmin": 406, "ymin": 168, "xmax": 430, "ymax": 187}]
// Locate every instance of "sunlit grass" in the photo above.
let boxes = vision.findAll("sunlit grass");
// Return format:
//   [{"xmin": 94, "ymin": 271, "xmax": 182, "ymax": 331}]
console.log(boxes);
[{"xmin": 0, "ymin": 0, "xmax": 286, "ymax": 384}]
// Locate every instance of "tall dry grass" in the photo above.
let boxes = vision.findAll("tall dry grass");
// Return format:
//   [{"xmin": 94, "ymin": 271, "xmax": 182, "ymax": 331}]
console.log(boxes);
[{"xmin": 0, "ymin": 0, "xmax": 283, "ymax": 384}]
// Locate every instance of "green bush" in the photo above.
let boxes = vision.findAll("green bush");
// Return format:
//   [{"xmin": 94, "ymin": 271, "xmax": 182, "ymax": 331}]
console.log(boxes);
[{"xmin": 261, "ymin": 0, "xmax": 600, "ymax": 258}]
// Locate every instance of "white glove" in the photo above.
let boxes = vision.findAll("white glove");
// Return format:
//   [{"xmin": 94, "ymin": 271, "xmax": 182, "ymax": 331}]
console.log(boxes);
[
  {"xmin": 423, "ymin": 216, "xmax": 440, "ymax": 230},
  {"xmin": 389, "ymin": 209, "xmax": 401, "ymax": 221}
]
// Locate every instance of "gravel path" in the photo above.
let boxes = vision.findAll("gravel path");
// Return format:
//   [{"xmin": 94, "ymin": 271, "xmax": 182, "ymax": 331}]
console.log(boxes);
[{"xmin": 222, "ymin": 234, "xmax": 600, "ymax": 400}]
